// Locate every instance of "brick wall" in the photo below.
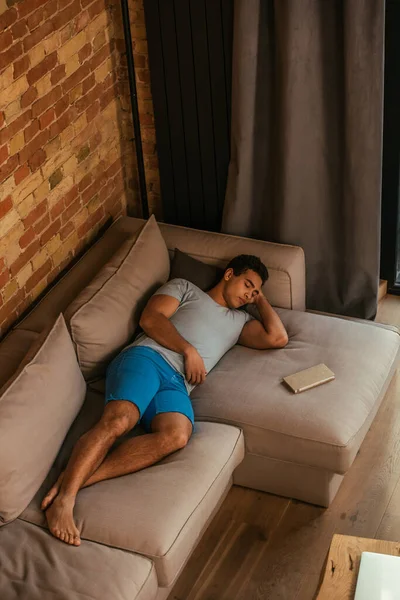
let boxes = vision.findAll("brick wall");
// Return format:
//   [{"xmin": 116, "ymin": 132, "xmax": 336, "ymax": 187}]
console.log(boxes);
[{"xmin": 0, "ymin": 0, "xmax": 161, "ymax": 337}]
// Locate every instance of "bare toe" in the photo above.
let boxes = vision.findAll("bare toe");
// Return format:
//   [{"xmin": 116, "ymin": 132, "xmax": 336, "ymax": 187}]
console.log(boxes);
[
  {"xmin": 73, "ymin": 536, "xmax": 81, "ymax": 546},
  {"xmin": 46, "ymin": 496, "xmax": 79, "ymax": 546}
]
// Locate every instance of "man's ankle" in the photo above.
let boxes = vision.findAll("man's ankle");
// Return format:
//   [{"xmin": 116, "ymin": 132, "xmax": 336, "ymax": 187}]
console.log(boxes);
[{"xmin": 56, "ymin": 492, "xmax": 76, "ymax": 506}]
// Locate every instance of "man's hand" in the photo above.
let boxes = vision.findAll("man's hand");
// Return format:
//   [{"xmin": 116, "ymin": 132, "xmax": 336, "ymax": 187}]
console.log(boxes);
[
  {"xmin": 183, "ymin": 346, "xmax": 207, "ymax": 385},
  {"xmin": 250, "ymin": 290, "xmax": 265, "ymax": 306}
]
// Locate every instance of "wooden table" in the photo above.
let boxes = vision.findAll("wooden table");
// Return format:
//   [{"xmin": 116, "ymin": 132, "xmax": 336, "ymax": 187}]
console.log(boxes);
[{"xmin": 315, "ymin": 533, "xmax": 400, "ymax": 599}]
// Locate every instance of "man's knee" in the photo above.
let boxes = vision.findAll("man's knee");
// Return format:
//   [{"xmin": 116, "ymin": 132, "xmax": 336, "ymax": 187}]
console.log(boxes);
[
  {"xmin": 162, "ymin": 428, "xmax": 191, "ymax": 451},
  {"xmin": 100, "ymin": 401, "xmax": 140, "ymax": 439}
]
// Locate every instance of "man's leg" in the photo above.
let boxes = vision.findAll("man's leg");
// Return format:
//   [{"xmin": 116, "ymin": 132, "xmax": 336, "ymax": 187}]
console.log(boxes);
[
  {"xmin": 78, "ymin": 412, "xmax": 193, "ymax": 487},
  {"xmin": 44, "ymin": 400, "xmax": 140, "ymax": 546},
  {"xmin": 44, "ymin": 412, "xmax": 193, "ymax": 515}
]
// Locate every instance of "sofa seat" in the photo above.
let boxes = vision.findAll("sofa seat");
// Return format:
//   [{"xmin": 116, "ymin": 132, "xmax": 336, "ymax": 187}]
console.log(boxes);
[
  {"xmin": 0, "ymin": 518, "xmax": 157, "ymax": 600},
  {"xmin": 20, "ymin": 396, "xmax": 245, "ymax": 589},
  {"xmin": 190, "ymin": 308, "xmax": 400, "ymax": 475}
]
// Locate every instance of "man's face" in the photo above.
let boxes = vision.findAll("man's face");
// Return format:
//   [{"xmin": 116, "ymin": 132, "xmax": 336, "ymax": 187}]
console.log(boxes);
[{"xmin": 223, "ymin": 269, "xmax": 263, "ymax": 309}]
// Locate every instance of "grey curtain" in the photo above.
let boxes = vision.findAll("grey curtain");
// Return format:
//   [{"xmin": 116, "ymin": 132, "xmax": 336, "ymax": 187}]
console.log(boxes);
[{"xmin": 222, "ymin": 0, "xmax": 385, "ymax": 319}]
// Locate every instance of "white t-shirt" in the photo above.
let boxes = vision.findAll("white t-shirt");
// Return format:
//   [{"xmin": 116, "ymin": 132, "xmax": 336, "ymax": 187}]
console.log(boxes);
[{"xmin": 127, "ymin": 278, "xmax": 254, "ymax": 394}]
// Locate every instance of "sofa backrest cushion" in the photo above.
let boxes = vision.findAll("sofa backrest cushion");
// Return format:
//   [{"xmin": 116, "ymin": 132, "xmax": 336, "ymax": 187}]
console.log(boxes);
[
  {"xmin": 64, "ymin": 214, "xmax": 170, "ymax": 380},
  {"xmin": 170, "ymin": 248, "xmax": 224, "ymax": 291},
  {"xmin": 0, "ymin": 314, "xmax": 86, "ymax": 526}
]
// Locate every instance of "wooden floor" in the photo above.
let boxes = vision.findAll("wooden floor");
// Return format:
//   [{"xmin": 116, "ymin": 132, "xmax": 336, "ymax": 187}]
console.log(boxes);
[{"xmin": 169, "ymin": 294, "xmax": 400, "ymax": 600}]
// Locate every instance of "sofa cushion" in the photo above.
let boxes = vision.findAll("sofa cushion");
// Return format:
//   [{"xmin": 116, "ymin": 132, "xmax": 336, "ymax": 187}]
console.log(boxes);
[
  {"xmin": 64, "ymin": 214, "xmax": 170, "ymax": 380},
  {"xmin": 0, "ymin": 519, "xmax": 157, "ymax": 600},
  {"xmin": 190, "ymin": 308, "xmax": 400, "ymax": 474},
  {"xmin": 0, "ymin": 315, "xmax": 86, "ymax": 526},
  {"xmin": 0, "ymin": 329, "xmax": 39, "ymax": 389},
  {"xmin": 170, "ymin": 247, "xmax": 224, "ymax": 291},
  {"xmin": 21, "ymin": 418, "xmax": 244, "ymax": 587}
]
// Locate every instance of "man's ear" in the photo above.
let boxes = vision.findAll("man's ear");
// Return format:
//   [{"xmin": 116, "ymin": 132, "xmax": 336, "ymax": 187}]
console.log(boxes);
[{"xmin": 224, "ymin": 268, "xmax": 233, "ymax": 281}]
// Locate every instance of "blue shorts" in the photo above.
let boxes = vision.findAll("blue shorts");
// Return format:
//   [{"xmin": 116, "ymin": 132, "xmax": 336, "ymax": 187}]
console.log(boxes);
[{"xmin": 105, "ymin": 346, "xmax": 194, "ymax": 433}]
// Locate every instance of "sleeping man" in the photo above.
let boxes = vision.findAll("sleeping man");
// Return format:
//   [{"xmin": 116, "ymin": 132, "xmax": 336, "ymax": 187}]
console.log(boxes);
[{"xmin": 41, "ymin": 254, "xmax": 288, "ymax": 545}]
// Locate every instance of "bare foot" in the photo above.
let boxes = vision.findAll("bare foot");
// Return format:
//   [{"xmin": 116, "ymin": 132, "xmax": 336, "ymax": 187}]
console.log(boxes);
[
  {"xmin": 41, "ymin": 471, "xmax": 65, "ymax": 511},
  {"xmin": 45, "ymin": 495, "xmax": 81, "ymax": 546}
]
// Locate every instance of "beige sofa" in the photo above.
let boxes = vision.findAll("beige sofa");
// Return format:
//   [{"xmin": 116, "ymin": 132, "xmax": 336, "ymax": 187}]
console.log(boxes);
[{"xmin": 1, "ymin": 215, "xmax": 399, "ymax": 600}]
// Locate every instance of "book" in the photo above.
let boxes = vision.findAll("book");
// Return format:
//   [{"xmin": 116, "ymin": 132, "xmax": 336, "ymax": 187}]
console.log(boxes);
[{"xmin": 282, "ymin": 363, "xmax": 335, "ymax": 394}]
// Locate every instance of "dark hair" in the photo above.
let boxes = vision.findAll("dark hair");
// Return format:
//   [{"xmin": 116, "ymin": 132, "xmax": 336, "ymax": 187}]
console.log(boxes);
[{"xmin": 225, "ymin": 254, "xmax": 269, "ymax": 285}]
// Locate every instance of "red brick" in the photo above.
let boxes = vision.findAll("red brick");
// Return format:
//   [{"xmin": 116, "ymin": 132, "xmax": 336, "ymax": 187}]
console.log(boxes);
[
  {"xmin": 40, "ymin": 218, "xmax": 60, "ymax": 245},
  {"xmin": 75, "ymin": 10, "xmax": 90, "ymax": 33},
  {"xmin": 21, "ymin": 86, "xmax": 38, "ymax": 110},
  {"xmin": 49, "ymin": 105, "xmax": 76, "ymax": 139},
  {"xmin": 75, "ymin": 82, "xmax": 101, "ymax": 113},
  {"xmin": 0, "ymin": 258, "xmax": 5, "ymax": 272},
  {"xmin": 10, "ymin": 240, "xmax": 40, "ymax": 276},
  {"xmin": 61, "ymin": 197, "xmax": 81, "ymax": 223},
  {"xmin": 14, "ymin": 163, "xmax": 30, "ymax": 185},
  {"xmin": 0, "ymin": 268, "xmax": 10, "ymax": 288},
  {"xmin": 89, "ymin": 204, "xmax": 104, "ymax": 227},
  {"xmin": 79, "ymin": 42, "xmax": 92, "ymax": 65},
  {"xmin": 0, "ymin": 109, "xmax": 31, "ymax": 146},
  {"xmin": 89, "ymin": 43, "xmax": 110, "ymax": 72},
  {"xmin": 98, "ymin": 179, "xmax": 114, "ymax": 204},
  {"xmin": 24, "ymin": 118, "xmax": 40, "ymax": 143},
  {"xmin": 82, "ymin": 174, "xmax": 107, "ymax": 205},
  {"xmin": 0, "ymin": 143, "xmax": 8, "ymax": 165},
  {"xmin": 32, "ymin": 86, "xmax": 61, "ymax": 118},
  {"xmin": 25, "ymin": 259, "xmax": 52, "ymax": 293},
  {"xmin": 50, "ymin": 198, "xmax": 65, "ymax": 220},
  {"xmin": 78, "ymin": 172, "xmax": 92, "ymax": 192},
  {"xmin": 23, "ymin": 20, "xmax": 53, "ymax": 53},
  {"xmin": 39, "ymin": 107, "xmax": 55, "ymax": 129},
  {"xmin": 50, "ymin": 64, "xmax": 65, "ymax": 86},
  {"xmin": 88, "ymin": 0, "xmax": 104, "ymax": 19},
  {"xmin": 47, "ymin": 253, "xmax": 71, "ymax": 284},
  {"xmin": 106, "ymin": 157, "xmax": 123, "ymax": 179},
  {"xmin": 44, "ymin": 0, "xmax": 58, "ymax": 20},
  {"xmin": 63, "ymin": 184, "xmax": 79, "ymax": 207},
  {"xmin": 77, "ymin": 218, "xmax": 91, "ymax": 238},
  {"xmin": 60, "ymin": 221, "xmax": 74, "ymax": 240},
  {"xmin": 19, "ymin": 128, "xmax": 50, "ymax": 164},
  {"xmin": 18, "ymin": 0, "xmax": 48, "ymax": 19},
  {"xmin": 0, "ymin": 154, "xmax": 18, "ymax": 182},
  {"xmin": 11, "ymin": 19, "xmax": 28, "ymax": 40},
  {"xmin": 89, "ymin": 130, "xmax": 101, "ymax": 151},
  {"xmin": 0, "ymin": 289, "xmax": 24, "ymax": 330},
  {"xmin": 14, "ymin": 292, "xmax": 33, "ymax": 321},
  {"xmin": 23, "ymin": 199, "xmax": 47, "ymax": 228},
  {"xmin": 13, "ymin": 54, "xmax": 30, "ymax": 79},
  {"xmin": 54, "ymin": 96, "xmax": 68, "ymax": 118},
  {"xmin": 52, "ymin": 0, "xmax": 80, "ymax": 31},
  {"xmin": 27, "ymin": 6, "xmax": 45, "ymax": 31},
  {"xmin": 0, "ymin": 30, "xmax": 12, "ymax": 52},
  {"xmin": 0, "ymin": 40, "xmax": 23, "ymax": 69},
  {"xmin": 27, "ymin": 51, "xmax": 57, "ymax": 86},
  {"xmin": 133, "ymin": 54, "xmax": 146, "ymax": 68},
  {"xmin": 19, "ymin": 227, "xmax": 35, "ymax": 249},
  {"xmin": 0, "ymin": 8, "xmax": 17, "ymax": 32},
  {"xmin": 28, "ymin": 148, "xmax": 46, "ymax": 171},
  {"xmin": 0, "ymin": 112, "xmax": 4, "ymax": 128},
  {"xmin": 34, "ymin": 213, "xmax": 50, "ymax": 234},
  {"xmin": 86, "ymin": 100, "xmax": 100, "ymax": 123}
]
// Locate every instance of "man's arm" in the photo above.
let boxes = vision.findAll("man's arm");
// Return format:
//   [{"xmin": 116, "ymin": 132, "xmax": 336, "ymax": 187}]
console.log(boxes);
[
  {"xmin": 238, "ymin": 293, "xmax": 289, "ymax": 350},
  {"xmin": 139, "ymin": 294, "xmax": 207, "ymax": 385}
]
